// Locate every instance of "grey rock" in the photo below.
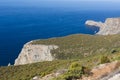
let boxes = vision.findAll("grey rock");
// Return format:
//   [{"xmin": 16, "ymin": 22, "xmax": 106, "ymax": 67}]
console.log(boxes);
[
  {"xmin": 32, "ymin": 76, "xmax": 41, "ymax": 80},
  {"xmin": 101, "ymin": 69, "xmax": 120, "ymax": 80},
  {"xmin": 8, "ymin": 63, "xmax": 11, "ymax": 66}
]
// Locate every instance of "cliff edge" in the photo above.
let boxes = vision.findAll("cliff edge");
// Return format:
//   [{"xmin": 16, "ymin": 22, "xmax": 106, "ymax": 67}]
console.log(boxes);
[
  {"xmin": 14, "ymin": 41, "xmax": 58, "ymax": 65},
  {"xmin": 85, "ymin": 18, "xmax": 120, "ymax": 35}
]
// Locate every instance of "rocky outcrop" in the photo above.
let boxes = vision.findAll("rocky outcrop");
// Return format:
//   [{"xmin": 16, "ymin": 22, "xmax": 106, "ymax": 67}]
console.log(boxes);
[
  {"xmin": 82, "ymin": 61, "xmax": 120, "ymax": 80},
  {"xmin": 8, "ymin": 63, "xmax": 11, "ymax": 66},
  {"xmin": 101, "ymin": 69, "xmax": 120, "ymax": 80},
  {"xmin": 85, "ymin": 18, "xmax": 120, "ymax": 35},
  {"xmin": 14, "ymin": 41, "xmax": 58, "ymax": 65},
  {"xmin": 107, "ymin": 73, "xmax": 120, "ymax": 80}
]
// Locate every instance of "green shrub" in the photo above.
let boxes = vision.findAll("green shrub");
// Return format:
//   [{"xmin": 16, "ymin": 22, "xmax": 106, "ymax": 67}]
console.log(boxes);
[
  {"xmin": 68, "ymin": 62, "xmax": 83, "ymax": 78},
  {"xmin": 100, "ymin": 56, "xmax": 110, "ymax": 64},
  {"xmin": 111, "ymin": 49, "xmax": 117, "ymax": 54},
  {"xmin": 54, "ymin": 62, "xmax": 90, "ymax": 80}
]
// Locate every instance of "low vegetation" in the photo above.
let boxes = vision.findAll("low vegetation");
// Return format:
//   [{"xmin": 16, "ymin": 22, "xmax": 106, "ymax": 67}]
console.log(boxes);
[
  {"xmin": 0, "ymin": 60, "xmax": 73, "ymax": 80},
  {"xmin": 32, "ymin": 34, "xmax": 120, "ymax": 60},
  {"xmin": 0, "ymin": 34, "xmax": 120, "ymax": 80},
  {"xmin": 53, "ymin": 62, "xmax": 91, "ymax": 80},
  {"xmin": 100, "ymin": 55, "xmax": 110, "ymax": 64},
  {"xmin": 1, "ymin": 52, "xmax": 120, "ymax": 80}
]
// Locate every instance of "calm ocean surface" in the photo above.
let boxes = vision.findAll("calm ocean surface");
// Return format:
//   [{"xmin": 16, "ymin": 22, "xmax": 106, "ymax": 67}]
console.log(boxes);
[{"xmin": 0, "ymin": 7, "xmax": 120, "ymax": 66}]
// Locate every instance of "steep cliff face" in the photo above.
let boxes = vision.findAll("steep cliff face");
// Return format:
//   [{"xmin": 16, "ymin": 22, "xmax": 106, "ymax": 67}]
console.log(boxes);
[
  {"xmin": 14, "ymin": 41, "xmax": 58, "ymax": 65},
  {"xmin": 85, "ymin": 18, "xmax": 120, "ymax": 35}
]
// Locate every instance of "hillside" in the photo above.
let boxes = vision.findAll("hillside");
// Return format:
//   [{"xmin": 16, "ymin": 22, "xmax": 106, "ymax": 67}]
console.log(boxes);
[
  {"xmin": 31, "ymin": 34, "xmax": 120, "ymax": 60},
  {"xmin": 0, "ymin": 34, "xmax": 120, "ymax": 80}
]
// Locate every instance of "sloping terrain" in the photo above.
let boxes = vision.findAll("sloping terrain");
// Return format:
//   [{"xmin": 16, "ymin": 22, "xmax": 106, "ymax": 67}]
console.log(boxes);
[
  {"xmin": 0, "ymin": 34, "xmax": 120, "ymax": 80},
  {"xmin": 32, "ymin": 34, "xmax": 120, "ymax": 60}
]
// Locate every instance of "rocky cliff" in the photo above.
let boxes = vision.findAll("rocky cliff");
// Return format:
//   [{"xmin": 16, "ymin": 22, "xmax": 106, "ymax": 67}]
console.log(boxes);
[
  {"xmin": 14, "ymin": 41, "xmax": 58, "ymax": 65},
  {"xmin": 85, "ymin": 18, "xmax": 120, "ymax": 35}
]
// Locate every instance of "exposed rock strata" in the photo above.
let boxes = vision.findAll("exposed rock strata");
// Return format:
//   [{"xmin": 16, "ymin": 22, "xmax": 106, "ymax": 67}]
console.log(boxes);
[
  {"xmin": 108, "ymin": 73, "xmax": 120, "ymax": 80},
  {"xmin": 82, "ymin": 61, "xmax": 120, "ymax": 80},
  {"xmin": 101, "ymin": 69, "xmax": 120, "ymax": 80},
  {"xmin": 85, "ymin": 18, "xmax": 120, "ymax": 35},
  {"xmin": 14, "ymin": 41, "xmax": 58, "ymax": 65}
]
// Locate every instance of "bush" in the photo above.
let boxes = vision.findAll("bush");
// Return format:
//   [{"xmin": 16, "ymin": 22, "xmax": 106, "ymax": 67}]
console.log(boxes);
[
  {"xmin": 54, "ymin": 62, "xmax": 91, "ymax": 80},
  {"xmin": 111, "ymin": 49, "xmax": 117, "ymax": 54},
  {"xmin": 68, "ymin": 62, "xmax": 84, "ymax": 78},
  {"xmin": 100, "ymin": 56, "xmax": 110, "ymax": 64}
]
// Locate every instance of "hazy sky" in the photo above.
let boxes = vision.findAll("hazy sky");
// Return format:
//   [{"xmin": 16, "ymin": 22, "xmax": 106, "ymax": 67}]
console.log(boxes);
[{"xmin": 0, "ymin": 0, "xmax": 120, "ymax": 11}]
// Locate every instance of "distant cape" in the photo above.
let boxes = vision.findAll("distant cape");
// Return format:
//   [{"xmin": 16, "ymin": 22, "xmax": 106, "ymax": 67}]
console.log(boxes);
[{"xmin": 85, "ymin": 18, "xmax": 120, "ymax": 35}]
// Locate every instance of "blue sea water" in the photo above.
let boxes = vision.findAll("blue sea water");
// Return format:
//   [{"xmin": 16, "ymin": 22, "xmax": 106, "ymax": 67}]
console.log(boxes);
[{"xmin": 0, "ymin": 6, "xmax": 120, "ymax": 66}]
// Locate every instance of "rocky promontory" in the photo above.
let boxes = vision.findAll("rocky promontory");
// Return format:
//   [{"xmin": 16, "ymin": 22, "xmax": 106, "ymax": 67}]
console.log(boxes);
[
  {"xmin": 85, "ymin": 18, "xmax": 120, "ymax": 35},
  {"xmin": 14, "ymin": 41, "xmax": 58, "ymax": 65}
]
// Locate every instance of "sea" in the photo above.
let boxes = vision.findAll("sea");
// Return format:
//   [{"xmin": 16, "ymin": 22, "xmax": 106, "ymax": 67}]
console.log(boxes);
[{"xmin": 0, "ymin": 6, "xmax": 120, "ymax": 66}]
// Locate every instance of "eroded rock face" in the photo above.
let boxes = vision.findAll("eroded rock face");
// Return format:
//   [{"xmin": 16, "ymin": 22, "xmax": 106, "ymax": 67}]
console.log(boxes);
[
  {"xmin": 14, "ymin": 41, "xmax": 58, "ymax": 65},
  {"xmin": 82, "ymin": 61, "xmax": 120, "ymax": 80},
  {"xmin": 108, "ymin": 73, "xmax": 120, "ymax": 80},
  {"xmin": 85, "ymin": 18, "xmax": 120, "ymax": 35}
]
